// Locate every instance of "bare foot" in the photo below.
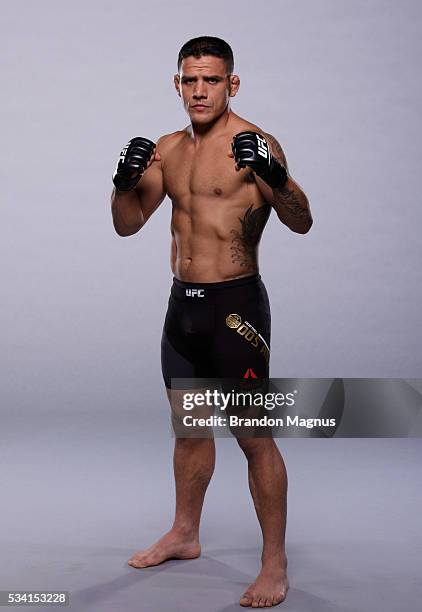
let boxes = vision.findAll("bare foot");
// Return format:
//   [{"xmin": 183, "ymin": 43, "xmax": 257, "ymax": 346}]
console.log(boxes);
[
  {"xmin": 127, "ymin": 529, "xmax": 201, "ymax": 568},
  {"xmin": 239, "ymin": 556, "xmax": 289, "ymax": 607}
]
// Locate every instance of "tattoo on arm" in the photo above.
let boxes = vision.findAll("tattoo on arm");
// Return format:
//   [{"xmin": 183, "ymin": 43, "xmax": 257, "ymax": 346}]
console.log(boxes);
[
  {"xmin": 230, "ymin": 204, "xmax": 271, "ymax": 269},
  {"xmin": 264, "ymin": 132, "xmax": 311, "ymax": 226},
  {"xmin": 264, "ymin": 133, "xmax": 288, "ymax": 170},
  {"xmin": 274, "ymin": 185, "xmax": 310, "ymax": 221}
]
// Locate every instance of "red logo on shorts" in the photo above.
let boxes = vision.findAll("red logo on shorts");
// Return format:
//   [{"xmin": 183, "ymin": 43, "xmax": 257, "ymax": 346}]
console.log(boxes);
[{"xmin": 243, "ymin": 368, "xmax": 257, "ymax": 379}]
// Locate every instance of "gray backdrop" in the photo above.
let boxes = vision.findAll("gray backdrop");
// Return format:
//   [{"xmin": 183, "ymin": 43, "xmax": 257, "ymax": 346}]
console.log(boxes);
[
  {"xmin": 2, "ymin": 0, "xmax": 422, "ymax": 418},
  {"xmin": 1, "ymin": 1, "xmax": 422, "ymax": 610}
]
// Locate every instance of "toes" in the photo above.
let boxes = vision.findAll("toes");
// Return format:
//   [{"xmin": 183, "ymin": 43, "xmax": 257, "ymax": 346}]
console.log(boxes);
[
  {"xmin": 128, "ymin": 555, "xmax": 149, "ymax": 568},
  {"xmin": 258, "ymin": 599, "xmax": 266, "ymax": 608},
  {"xmin": 240, "ymin": 593, "xmax": 253, "ymax": 607},
  {"xmin": 265, "ymin": 599, "xmax": 273, "ymax": 607}
]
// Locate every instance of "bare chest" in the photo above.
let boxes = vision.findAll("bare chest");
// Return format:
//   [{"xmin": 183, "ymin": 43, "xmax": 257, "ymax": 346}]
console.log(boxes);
[{"xmin": 163, "ymin": 141, "xmax": 252, "ymax": 201}]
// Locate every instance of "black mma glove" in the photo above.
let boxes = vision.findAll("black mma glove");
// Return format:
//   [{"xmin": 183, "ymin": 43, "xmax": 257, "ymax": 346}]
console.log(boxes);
[
  {"xmin": 112, "ymin": 137, "xmax": 156, "ymax": 191},
  {"xmin": 231, "ymin": 131, "xmax": 288, "ymax": 189}
]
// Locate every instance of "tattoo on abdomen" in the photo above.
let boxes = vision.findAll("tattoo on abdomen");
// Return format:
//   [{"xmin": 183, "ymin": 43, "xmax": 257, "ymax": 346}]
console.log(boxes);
[{"xmin": 230, "ymin": 204, "xmax": 271, "ymax": 269}]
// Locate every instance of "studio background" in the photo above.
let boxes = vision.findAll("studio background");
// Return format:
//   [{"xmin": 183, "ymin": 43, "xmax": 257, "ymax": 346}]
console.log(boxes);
[{"xmin": 1, "ymin": 1, "xmax": 421, "ymax": 611}]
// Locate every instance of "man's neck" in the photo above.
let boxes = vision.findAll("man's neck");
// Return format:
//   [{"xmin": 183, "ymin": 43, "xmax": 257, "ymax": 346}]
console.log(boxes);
[{"xmin": 188, "ymin": 106, "xmax": 233, "ymax": 143}]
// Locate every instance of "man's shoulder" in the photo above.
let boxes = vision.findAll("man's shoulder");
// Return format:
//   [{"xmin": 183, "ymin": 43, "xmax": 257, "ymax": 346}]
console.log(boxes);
[
  {"xmin": 230, "ymin": 114, "xmax": 283, "ymax": 142},
  {"xmin": 229, "ymin": 113, "xmax": 264, "ymax": 136},
  {"xmin": 156, "ymin": 129, "xmax": 187, "ymax": 151}
]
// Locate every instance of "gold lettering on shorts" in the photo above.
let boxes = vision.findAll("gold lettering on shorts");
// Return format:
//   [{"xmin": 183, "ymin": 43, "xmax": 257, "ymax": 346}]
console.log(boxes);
[{"xmin": 225, "ymin": 314, "xmax": 270, "ymax": 363}]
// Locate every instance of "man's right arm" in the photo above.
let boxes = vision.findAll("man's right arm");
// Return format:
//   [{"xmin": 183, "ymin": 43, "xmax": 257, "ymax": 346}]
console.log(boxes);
[{"xmin": 111, "ymin": 136, "xmax": 167, "ymax": 237}]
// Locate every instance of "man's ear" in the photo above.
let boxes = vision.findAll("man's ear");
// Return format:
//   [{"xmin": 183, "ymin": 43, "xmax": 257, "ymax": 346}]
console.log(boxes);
[
  {"xmin": 229, "ymin": 74, "xmax": 240, "ymax": 98},
  {"xmin": 174, "ymin": 74, "xmax": 181, "ymax": 97}
]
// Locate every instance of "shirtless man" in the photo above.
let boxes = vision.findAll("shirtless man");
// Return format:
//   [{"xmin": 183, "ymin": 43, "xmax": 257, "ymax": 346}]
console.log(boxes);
[{"xmin": 111, "ymin": 36, "xmax": 312, "ymax": 608}]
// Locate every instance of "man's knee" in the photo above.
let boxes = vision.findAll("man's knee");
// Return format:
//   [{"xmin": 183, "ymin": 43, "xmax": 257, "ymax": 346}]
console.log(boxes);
[
  {"xmin": 175, "ymin": 437, "xmax": 214, "ymax": 451},
  {"xmin": 236, "ymin": 436, "xmax": 274, "ymax": 458}
]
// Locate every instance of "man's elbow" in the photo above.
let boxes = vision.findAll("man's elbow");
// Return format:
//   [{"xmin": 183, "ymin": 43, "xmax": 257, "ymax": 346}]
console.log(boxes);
[
  {"xmin": 293, "ymin": 217, "xmax": 313, "ymax": 234},
  {"xmin": 114, "ymin": 227, "xmax": 133, "ymax": 237},
  {"xmin": 112, "ymin": 221, "xmax": 143, "ymax": 237}
]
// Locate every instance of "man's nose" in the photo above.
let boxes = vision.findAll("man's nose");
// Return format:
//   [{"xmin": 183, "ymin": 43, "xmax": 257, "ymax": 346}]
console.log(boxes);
[{"xmin": 193, "ymin": 81, "xmax": 207, "ymax": 99}]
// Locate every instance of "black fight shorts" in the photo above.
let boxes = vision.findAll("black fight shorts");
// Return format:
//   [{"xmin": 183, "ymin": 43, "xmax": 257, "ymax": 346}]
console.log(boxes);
[{"xmin": 161, "ymin": 274, "xmax": 271, "ymax": 389}]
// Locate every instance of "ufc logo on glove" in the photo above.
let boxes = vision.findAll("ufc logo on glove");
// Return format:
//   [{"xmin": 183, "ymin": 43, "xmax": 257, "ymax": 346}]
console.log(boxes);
[{"xmin": 256, "ymin": 135, "xmax": 269, "ymax": 159}]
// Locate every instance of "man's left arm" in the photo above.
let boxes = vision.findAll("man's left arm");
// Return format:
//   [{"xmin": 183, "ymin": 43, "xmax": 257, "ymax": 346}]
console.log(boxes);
[{"xmin": 256, "ymin": 132, "xmax": 313, "ymax": 234}]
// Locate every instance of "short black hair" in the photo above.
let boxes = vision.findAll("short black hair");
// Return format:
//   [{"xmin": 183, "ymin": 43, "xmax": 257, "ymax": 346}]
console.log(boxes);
[{"xmin": 177, "ymin": 36, "xmax": 234, "ymax": 74}]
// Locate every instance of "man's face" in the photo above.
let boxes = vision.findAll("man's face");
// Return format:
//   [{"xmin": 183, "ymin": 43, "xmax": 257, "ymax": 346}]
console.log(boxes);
[{"xmin": 174, "ymin": 55, "xmax": 238, "ymax": 124}]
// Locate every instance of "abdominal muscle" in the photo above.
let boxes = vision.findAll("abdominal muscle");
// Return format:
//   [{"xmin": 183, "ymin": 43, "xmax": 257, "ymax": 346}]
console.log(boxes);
[
  {"xmin": 171, "ymin": 240, "xmax": 258, "ymax": 282},
  {"xmin": 169, "ymin": 195, "xmax": 264, "ymax": 283}
]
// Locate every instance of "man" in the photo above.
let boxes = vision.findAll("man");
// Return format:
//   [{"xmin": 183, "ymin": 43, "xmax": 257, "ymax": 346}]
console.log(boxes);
[{"xmin": 111, "ymin": 36, "xmax": 312, "ymax": 608}]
